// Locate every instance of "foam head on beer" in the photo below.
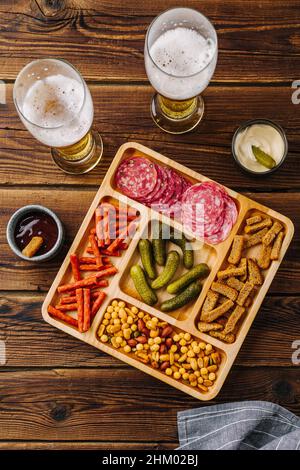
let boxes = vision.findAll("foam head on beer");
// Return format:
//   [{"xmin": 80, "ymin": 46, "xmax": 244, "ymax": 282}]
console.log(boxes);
[
  {"xmin": 14, "ymin": 59, "xmax": 93, "ymax": 148},
  {"xmin": 145, "ymin": 11, "xmax": 217, "ymax": 101}
]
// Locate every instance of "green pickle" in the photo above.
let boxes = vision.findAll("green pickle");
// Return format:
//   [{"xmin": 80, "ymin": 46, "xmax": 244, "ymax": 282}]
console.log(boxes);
[
  {"xmin": 152, "ymin": 236, "xmax": 166, "ymax": 266},
  {"xmin": 161, "ymin": 282, "xmax": 202, "ymax": 312},
  {"xmin": 151, "ymin": 251, "xmax": 180, "ymax": 289},
  {"xmin": 167, "ymin": 263, "xmax": 210, "ymax": 295},
  {"xmin": 170, "ymin": 229, "xmax": 194, "ymax": 269},
  {"xmin": 252, "ymin": 145, "xmax": 276, "ymax": 169},
  {"xmin": 130, "ymin": 265, "xmax": 157, "ymax": 306},
  {"xmin": 138, "ymin": 239, "xmax": 156, "ymax": 280}
]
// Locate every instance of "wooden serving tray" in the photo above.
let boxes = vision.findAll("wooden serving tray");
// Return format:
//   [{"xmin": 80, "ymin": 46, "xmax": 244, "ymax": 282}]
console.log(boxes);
[{"xmin": 42, "ymin": 142, "xmax": 294, "ymax": 401}]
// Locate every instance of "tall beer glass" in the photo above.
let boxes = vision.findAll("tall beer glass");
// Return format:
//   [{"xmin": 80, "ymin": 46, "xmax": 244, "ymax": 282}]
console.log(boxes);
[
  {"xmin": 13, "ymin": 58, "xmax": 103, "ymax": 174},
  {"xmin": 145, "ymin": 8, "xmax": 217, "ymax": 134}
]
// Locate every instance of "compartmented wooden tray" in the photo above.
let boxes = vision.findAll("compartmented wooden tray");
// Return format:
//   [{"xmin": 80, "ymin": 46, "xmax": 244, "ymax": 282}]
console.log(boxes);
[{"xmin": 42, "ymin": 142, "xmax": 294, "ymax": 400}]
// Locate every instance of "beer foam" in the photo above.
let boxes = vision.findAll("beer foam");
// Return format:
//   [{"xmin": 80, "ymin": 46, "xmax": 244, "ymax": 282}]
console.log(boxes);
[
  {"xmin": 150, "ymin": 27, "xmax": 215, "ymax": 77},
  {"xmin": 22, "ymin": 74, "xmax": 84, "ymax": 128},
  {"xmin": 19, "ymin": 73, "xmax": 93, "ymax": 147}
]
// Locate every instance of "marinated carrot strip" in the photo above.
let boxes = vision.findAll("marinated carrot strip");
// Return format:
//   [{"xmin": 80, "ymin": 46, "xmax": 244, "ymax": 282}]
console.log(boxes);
[
  {"xmin": 115, "ymin": 206, "xmax": 138, "ymax": 218},
  {"xmin": 58, "ymin": 276, "xmax": 97, "ymax": 293},
  {"xmin": 106, "ymin": 221, "xmax": 137, "ymax": 254},
  {"xmin": 48, "ymin": 305, "xmax": 78, "ymax": 327},
  {"xmin": 79, "ymin": 264, "xmax": 113, "ymax": 271},
  {"xmin": 90, "ymin": 228, "xmax": 96, "ymax": 235},
  {"xmin": 60, "ymin": 295, "xmax": 77, "ymax": 304},
  {"xmin": 70, "ymin": 253, "xmax": 81, "ymax": 281},
  {"xmin": 79, "ymin": 256, "xmax": 111, "ymax": 264},
  {"xmin": 61, "ymin": 292, "xmax": 100, "ymax": 304},
  {"xmin": 83, "ymin": 288, "xmax": 91, "ymax": 332},
  {"xmin": 95, "ymin": 266, "xmax": 118, "ymax": 279},
  {"xmin": 76, "ymin": 288, "xmax": 84, "ymax": 333},
  {"xmin": 92, "ymin": 280, "xmax": 109, "ymax": 289},
  {"xmin": 91, "ymin": 292, "xmax": 106, "ymax": 318},
  {"xmin": 89, "ymin": 233, "xmax": 103, "ymax": 267},
  {"xmin": 95, "ymin": 207, "xmax": 105, "ymax": 247},
  {"xmin": 103, "ymin": 207, "xmax": 111, "ymax": 246},
  {"xmin": 117, "ymin": 215, "xmax": 137, "ymax": 222},
  {"xmin": 100, "ymin": 249, "xmax": 121, "ymax": 257},
  {"xmin": 55, "ymin": 303, "xmax": 77, "ymax": 311},
  {"xmin": 119, "ymin": 242, "xmax": 128, "ymax": 250}
]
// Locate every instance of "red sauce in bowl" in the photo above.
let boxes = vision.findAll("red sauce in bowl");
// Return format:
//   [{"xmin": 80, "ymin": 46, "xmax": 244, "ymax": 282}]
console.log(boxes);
[{"xmin": 14, "ymin": 211, "xmax": 58, "ymax": 256}]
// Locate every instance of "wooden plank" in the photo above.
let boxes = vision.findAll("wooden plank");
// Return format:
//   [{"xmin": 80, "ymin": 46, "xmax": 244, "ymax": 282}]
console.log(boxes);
[
  {"xmin": 0, "ymin": 1, "xmax": 299, "ymax": 82},
  {"xmin": 0, "ymin": 441, "xmax": 176, "ymax": 450},
  {"xmin": 1, "ymin": 293, "xmax": 299, "ymax": 368},
  {"xmin": 0, "ymin": 85, "xmax": 299, "ymax": 189},
  {"xmin": 0, "ymin": 367, "xmax": 299, "ymax": 441},
  {"xmin": 0, "ymin": 189, "xmax": 299, "ymax": 293}
]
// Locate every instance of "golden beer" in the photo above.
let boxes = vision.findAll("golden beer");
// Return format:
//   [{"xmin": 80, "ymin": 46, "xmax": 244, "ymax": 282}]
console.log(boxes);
[
  {"xmin": 145, "ymin": 8, "xmax": 218, "ymax": 134},
  {"xmin": 13, "ymin": 58, "xmax": 103, "ymax": 174}
]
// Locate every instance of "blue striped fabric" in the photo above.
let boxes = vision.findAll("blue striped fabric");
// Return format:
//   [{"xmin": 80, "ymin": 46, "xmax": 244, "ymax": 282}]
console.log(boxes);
[{"xmin": 177, "ymin": 401, "xmax": 300, "ymax": 450}]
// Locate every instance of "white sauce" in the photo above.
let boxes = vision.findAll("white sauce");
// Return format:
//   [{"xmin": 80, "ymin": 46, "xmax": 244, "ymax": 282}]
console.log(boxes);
[{"xmin": 234, "ymin": 124, "xmax": 285, "ymax": 172}]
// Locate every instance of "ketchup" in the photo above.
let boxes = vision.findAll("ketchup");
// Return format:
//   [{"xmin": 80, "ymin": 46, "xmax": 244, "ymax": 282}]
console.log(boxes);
[{"xmin": 14, "ymin": 211, "xmax": 58, "ymax": 255}]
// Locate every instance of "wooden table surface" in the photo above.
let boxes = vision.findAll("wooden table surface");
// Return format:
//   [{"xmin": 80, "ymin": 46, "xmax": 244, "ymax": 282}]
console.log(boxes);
[{"xmin": 0, "ymin": 0, "xmax": 300, "ymax": 450}]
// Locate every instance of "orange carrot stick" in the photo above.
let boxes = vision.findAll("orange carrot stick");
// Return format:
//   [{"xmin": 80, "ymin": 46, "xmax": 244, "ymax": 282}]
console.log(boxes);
[
  {"xmin": 95, "ymin": 207, "xmax": 105, "ymax": 247},
  {"xmin": 70, "ymin": 254, "xmax": 81, "ymax": 281},
  {"xmin": 103, "ymin": 207, "xmax": 111, "ymax": 246},
  {"xmin": 80, "ymin": 256, "xmax": 97, "ymax": 264},
  {"xmin": 91, "ymin": 292, "xmax": 106, "ymax": 318},
  {"xmin": 60, "ymin": 295, "xmax": 77, "ymax": 304},
  {"xmin": 83, "ymin": 288, "xmax": 91, "ymax": 332},
  {"xmin": 119, "ymin": 242, "xmax": 128, "ymax": 250},
  {"xmin": 92, "ymin": 280, "xmax": 109, "ymax": 289},
  {"xmin": 55, "ymin": 303, "xmax": 77, "ymax": 311},
  {"xmin": 100, "ymin": 249, "xmax": 121, "ymax": 257},
  {"xmin": 106, "ymin": 221, "xmax": 137, "ymax": 254},
  {"xmin": 89, "ymin": 233, "xmax": 103, "ymax": 267},
  {"xmin": 79, "ymin": 264, "xmax": 113, "ymax": 271},
  {"xmin": 80, "ymin": 255, "xmax": 111, "ymax": 264},
  {"xmin": 58, "ymin": 276, "xmax": 97, "ymax": 294},
  {"xmin": 95, "ymin": 266, "xmax": 118, "ymax": 279},
  {"xmin": 61, "ymin": 292, "xmax": 100, "ymax": 304},
  {"xmin": 76, "ymin": 288, "xmax": 84, "ymax": 333},
  {"xmin": 48, "ymin": 305, "xmax": 78, "ymax": 328},
  {"xmin": 117, "ymin": 215, "xmax": 137, "ymax": 222}
]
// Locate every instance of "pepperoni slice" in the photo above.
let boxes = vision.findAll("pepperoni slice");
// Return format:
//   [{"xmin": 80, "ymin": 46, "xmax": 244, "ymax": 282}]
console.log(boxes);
[{"xmin": 115, "ymin": 157, "xmax": 157, "ymax": 199}]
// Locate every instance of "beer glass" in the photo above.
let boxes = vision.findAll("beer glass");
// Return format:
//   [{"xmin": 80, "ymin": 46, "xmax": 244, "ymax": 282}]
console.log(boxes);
[
  {"xmin": 144, "ymin": 8, "xmax": 218, "ymax": 134},
  {"xmin": 13, "ymin": 58, "xmax": 103, "ymax": 174}
]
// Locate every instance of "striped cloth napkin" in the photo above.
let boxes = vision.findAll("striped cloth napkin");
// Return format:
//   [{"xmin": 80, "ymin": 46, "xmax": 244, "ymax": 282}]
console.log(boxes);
[{"xmin": 177, "ymin": 401, "xmax": 300, "ymax": 450}]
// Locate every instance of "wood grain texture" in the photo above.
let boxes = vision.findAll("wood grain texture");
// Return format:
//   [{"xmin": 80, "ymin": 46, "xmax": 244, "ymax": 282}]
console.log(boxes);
[
  {"xmin": 1, "ymin": 189, "xmax": 298, "ymax": 292},
  {"xmin": 0, "ymin": 367, "xmax": 299, "ymax": 442},
  {"xmin": 0, "ymin": 442, "xmax": 176, "ymax": 450},
  {"xmin": 0, "ymin": 1, "xmax": 299, "ymax": 82},
  {"xmin": 1, "ymin": 293, "xmax": 299, "ymax": 368},
  {"xmin": 0, "ymin": 85, "xmax": 299, "ymax": 188}
]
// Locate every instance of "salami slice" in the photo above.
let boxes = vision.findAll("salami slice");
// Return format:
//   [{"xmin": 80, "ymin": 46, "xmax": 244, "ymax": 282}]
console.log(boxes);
[
  {"xmin": 181, "ymin": 181, "xmax": 238, "ymax": 244},
  {"xmin": 115, "ymin": 157, "xmax": 157, "ymax": 199},
  {"xmin": 169, "ymin": 169, "xmax": 183, "ymax": 202},
  {"xmin": 137, "ymin": 164, "xmax": 163, "ymax": 203},
  {"xmin": 205, "ymin": 204, "xmax": 233, "ymax": 245},
  {"xmin": 149, "ymin": 166, "xmax": 170, "ymax": 204},
  {"xmin": 155, "ymin": 167, "xmax": 175, "ymax": 205}
]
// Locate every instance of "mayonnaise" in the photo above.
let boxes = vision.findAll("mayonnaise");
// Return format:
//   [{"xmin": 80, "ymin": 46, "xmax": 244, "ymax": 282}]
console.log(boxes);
[{"xmin": 234, "ymin": 123, "xmax": 285, "ymax": 172}]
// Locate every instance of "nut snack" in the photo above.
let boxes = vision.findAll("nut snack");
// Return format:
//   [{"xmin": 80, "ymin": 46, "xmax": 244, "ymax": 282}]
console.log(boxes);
[
  {"xmin": 98, "ymin": 300, "xmax": 221, "ymax": 394},
  {"xmin": 43, "ymin": 142, "xmax": 294, "ymax": 400}
]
